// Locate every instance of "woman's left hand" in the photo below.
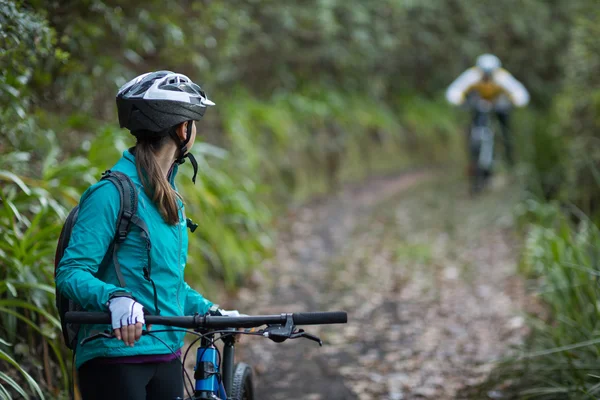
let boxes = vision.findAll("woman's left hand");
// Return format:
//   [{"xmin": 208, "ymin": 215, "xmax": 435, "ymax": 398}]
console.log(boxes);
[{"xmin": 108, "ymin": 296, "xmax": 146, "ymax": 346}]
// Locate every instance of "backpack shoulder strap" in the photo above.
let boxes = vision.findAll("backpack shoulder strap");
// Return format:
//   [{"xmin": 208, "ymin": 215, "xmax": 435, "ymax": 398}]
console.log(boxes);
[
  {"xmin": 100, "ymin": 170, "xmax": 150, "ymax": 287},
  {"xmin": 101, "ymin": 170, "xmax": 137, "ymax": 241}
]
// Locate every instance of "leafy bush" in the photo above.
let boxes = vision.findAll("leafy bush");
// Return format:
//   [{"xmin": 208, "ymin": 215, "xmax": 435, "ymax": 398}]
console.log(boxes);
[
  {"xmin": 0, "ymin": 152, "xmax": 69, "ymax": 399},
  {"xmin": 516, "ymin": 6, "xmax": 600, "ymax": 218}
]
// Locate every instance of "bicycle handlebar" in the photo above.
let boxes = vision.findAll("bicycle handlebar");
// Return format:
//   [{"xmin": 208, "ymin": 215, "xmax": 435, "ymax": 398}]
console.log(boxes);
[
  {"xmin": 292, "ymin": 312, "xmax": 347, "ymax": 325},
  {"xmin": 64, "ymin": 311, "xmax": 347, "ymax": 329}
]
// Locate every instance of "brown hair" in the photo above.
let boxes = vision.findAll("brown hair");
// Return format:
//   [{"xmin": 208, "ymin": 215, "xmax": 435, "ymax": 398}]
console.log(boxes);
[{"xmin": 134, "ymin": 135, "xmax": 181, "ymax": 225}]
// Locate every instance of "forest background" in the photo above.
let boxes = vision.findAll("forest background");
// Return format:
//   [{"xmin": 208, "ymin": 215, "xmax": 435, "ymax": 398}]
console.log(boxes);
[{"xmin": 1, "ymin": 0, "xmax": 599, "ymax": 398}]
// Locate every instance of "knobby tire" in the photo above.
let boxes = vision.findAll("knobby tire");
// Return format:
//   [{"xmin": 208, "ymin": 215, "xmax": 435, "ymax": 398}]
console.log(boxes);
[{"xmin": 230, "ymin": 363, "xmax": 254, "ymax": 400}]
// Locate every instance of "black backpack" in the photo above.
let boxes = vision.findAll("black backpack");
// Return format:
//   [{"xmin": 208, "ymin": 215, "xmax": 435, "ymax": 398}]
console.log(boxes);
[{"xmin": 54, "ymin": 170, "xmax": 147, "ymax": 350}]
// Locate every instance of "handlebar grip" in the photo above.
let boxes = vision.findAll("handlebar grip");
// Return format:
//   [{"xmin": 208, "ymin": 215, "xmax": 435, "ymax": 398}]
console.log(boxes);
[
  {"xmin": 292, "ymin": 311, "xmax": 347, "ymax": 325},
  {"xmin": 64, "ymin": 311, "xmax": 111, "ymax": 324}
]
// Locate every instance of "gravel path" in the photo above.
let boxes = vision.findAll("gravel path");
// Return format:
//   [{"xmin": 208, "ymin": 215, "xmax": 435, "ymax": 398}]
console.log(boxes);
[{"xmin": 226, "ymin": 170, "xmax": 529, "ymax": 399}]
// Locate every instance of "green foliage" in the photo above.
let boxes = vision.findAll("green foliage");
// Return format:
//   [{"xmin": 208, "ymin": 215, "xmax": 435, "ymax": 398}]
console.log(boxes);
[
  {"xmin": 396, "ymin": 95, "xmax": 464, "ymax": 165},
  {"xmin": 514, "ymin": 109, "xmax": 567, "ymax": 202},
  {"xmin": 474, "ymin": 201, "xmax": 600, "ymax": 399},
  {"xmin": 218, "ymin": 87, "xmax": 446, "ymax": 201},
  {"xmin": 5, "ymin": 0, "xmax": 578, "ymax": 116},
  {"xmin": 557, "ymin": 8, "xmax": 600, "ymax": 220},
  {"xmin": 516, "ymin": 6, "xmax": 600, "ymax": 218},
  {"xmin": 2, "ymin": 0, "xmax": 599, "ymax": 396},
  {"xmin": 0, "ymin": 345, "xmax": 45, "ymax": 400},
  {"xmin": 0, "ymin": 0, "xmax": 55, "ymax": 113},
  {"xmin": 179, "ymin": 143, "xmax": 273, "ymax": 295},
  {"xmin": 0, "ymin": 154, "xmax": 69, "ymax": 398}
]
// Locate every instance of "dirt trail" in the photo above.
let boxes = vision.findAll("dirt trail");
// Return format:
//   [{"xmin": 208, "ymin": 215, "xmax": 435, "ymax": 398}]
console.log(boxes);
[{"xmin": 232, "ymin": 169, "xmax": 529, "ymax": 400}]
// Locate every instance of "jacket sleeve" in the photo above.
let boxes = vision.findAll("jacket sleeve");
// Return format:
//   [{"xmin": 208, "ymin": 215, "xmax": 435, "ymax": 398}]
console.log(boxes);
[
  {"xmin": 183, "ymin": 282, "xmax": 213, "ymax": 315},
  {"xmin": 494, "ymin": 69, "xmax": 530, "ymax": 107},
  {"xmin": 446, "ymin": 67, "xmax": 482, "ymax": 105},
  {"xmin": 55, "ymin": 181, "xmax": 131, "ymax": 311}
]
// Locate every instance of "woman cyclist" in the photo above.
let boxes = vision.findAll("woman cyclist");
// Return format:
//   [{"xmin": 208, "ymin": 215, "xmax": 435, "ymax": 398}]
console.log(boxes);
[{"xmin": 55, "ymin": 71, "xmax": 234, "ymax": 400}]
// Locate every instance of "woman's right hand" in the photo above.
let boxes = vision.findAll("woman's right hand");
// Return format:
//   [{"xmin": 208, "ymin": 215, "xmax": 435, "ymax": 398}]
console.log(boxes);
[{"xmin": 108, "ymin": 296, "xmax": 145, "ymax": 346}]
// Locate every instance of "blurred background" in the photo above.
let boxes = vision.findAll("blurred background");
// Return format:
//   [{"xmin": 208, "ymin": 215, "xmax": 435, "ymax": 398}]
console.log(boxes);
[{"xmin": 1, "ymin": 1, "xmax": 599, "ymax": 399}]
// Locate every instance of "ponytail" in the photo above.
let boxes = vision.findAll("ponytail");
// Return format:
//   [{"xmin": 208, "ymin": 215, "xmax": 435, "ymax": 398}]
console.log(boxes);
[{"xmin": 134, "ymin": 135, "xmax": 181, "ymax": 225}]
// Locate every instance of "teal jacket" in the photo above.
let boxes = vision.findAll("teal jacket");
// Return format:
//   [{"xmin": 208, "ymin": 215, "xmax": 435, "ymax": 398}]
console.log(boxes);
[{"xmin": 55, "ymin": 150, "xmax": 213, "ymax": 369}]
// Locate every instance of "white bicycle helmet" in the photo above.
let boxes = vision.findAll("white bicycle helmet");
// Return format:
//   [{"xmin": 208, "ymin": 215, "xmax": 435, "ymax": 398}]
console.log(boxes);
[
  {"xmin": 476, "ymin": 54, "xmax": 501, "ymax": 75},
  {"xmin": 116, "ymin": 71, "xmax": 215, "ymax": 183},
  {"xmin": 116, "ymin": 70, "xmax": 215, "ymax": 134}
]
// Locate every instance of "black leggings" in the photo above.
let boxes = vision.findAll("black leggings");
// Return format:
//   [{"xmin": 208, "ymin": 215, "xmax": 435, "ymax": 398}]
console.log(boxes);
[
  {"xmin": 495, "ymin": 111, "xmax": 513, "ymax": 166},
  {"xmin": 78, "ymin": 358, "xmax": 184, "ymax": 400}
]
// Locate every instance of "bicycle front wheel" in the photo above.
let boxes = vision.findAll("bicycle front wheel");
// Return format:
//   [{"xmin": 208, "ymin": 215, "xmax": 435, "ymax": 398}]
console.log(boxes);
[{"xmin": 230, "ymin": 363, "xmax": 254, "ymax": 400}]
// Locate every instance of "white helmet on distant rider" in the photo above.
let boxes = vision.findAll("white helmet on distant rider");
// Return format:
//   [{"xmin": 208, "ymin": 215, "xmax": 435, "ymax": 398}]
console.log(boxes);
[{"xmin": 476, "ymin": 54, "xmax": 501, "ymax": 76}]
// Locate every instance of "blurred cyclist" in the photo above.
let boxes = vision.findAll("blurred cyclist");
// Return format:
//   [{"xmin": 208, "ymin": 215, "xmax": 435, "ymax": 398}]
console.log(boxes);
[{"xmin": 446, "ymin": 54, "xmax": 529, "ymax": 167}]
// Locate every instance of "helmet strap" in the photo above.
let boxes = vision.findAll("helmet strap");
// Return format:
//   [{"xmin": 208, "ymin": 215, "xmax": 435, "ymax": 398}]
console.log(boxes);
[
  {"xmin": 186, "ymin": 153, "xmax": 199, "ymax": 184},
  {"xmin": 170, "ymin": 121, "xmax": 199, "ymax": 184}
]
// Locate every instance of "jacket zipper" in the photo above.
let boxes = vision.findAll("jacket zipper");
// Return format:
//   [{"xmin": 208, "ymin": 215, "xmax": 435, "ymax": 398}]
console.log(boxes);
[
  {"xmin": 176, "ymin": 207, "xmax": 183, "ymax": 314},
  {"xmin": 143, "ymin": 240, "xmax": 161, "ymax": 315}
]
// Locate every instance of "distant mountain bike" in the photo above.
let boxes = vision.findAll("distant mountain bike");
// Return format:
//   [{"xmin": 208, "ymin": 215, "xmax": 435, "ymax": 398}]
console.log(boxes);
[
  {"xmin": 66, "ymin": 310, "xmax": 348, "ymax": 400},
  {"xmin": 468, "ymin": 98, "xmax": 496, "ymax": 195}
]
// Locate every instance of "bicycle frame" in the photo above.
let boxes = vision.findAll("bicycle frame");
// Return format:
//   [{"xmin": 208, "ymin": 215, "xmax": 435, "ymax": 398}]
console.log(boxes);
[{"xmin": 191, "ymin": 329, "xmax": 236, "ymax": 400}]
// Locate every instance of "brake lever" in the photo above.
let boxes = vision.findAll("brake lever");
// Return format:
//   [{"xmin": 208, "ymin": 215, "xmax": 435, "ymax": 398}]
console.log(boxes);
[
  {"xmin": 290, "ymin": 329, "xmax": 323, "ymax": 347},
  {"xmin": 259, "ymin": 314, "xmax": 323, "ymax": 346}
]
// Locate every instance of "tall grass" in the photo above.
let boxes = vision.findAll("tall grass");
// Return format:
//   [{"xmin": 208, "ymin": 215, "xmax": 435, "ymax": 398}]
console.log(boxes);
[
  {"xmin": 518, "ymin": 201, "xmax": 600, "ymax": 398},
  {"xmin": 470, "ymin": 200, "xmax": 600, "ymax": 399}
]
